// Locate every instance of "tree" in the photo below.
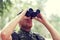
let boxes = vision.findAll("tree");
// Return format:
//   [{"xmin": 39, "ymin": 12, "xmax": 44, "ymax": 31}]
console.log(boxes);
[{"xmin": 0, "ymin": 0, "xmax": 12, "ymax": 29}]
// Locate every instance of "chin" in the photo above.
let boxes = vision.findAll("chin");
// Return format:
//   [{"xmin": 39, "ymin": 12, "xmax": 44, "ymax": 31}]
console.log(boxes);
[
  {"xmin": 21, "ymin": 25, "xmax": 32, "ymax": 29},
  {"xmin": 25, "ymin": 26, "xmax": 32, "ymax": 29}
]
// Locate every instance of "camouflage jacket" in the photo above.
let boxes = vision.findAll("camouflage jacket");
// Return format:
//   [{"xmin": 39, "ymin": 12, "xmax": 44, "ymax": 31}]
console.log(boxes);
[{"xmin": 11, "ymin": 29, "xmax": 45, "ymax": 40}]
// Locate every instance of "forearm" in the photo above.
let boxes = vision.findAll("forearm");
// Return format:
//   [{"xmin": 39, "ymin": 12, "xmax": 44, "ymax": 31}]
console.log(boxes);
[
  {"xmin": 0, "ymin": 31, "xmax": 2, "ymax": 40},
  {"xmin": 36, "ymin": 13, "xmax": 60, "ymax": 40},
  {"xmin": 43, "ymin": 21, "xmax": 60, "ymax": 40},
  {"xmin": 1, "ymin": 10, "xmax": 27, "ymax": 38},
  {"xmin": 0, "ymin": 31, "xmax": 1, "ymax": 40}
]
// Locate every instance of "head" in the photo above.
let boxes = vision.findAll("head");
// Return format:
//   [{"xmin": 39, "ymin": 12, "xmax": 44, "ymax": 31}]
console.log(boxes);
[{"xmin": 19, "ymin": 16, "xmax": 32, "ymax": 31}]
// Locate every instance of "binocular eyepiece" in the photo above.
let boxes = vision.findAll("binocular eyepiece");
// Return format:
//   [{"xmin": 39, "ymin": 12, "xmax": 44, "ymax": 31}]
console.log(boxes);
[{"xmin": 25, "ymin": 8, "xmax": 40, "ymax": 19}]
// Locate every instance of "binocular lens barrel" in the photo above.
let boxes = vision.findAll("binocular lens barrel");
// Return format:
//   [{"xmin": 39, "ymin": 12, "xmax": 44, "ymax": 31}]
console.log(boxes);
[{"xmin": 25, "ymin": 8, "xmax": 40, "ymax": 19}]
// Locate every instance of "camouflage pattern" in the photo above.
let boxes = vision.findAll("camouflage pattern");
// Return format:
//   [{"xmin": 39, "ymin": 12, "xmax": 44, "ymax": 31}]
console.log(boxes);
[{"xmin": 11, "ymin": 29, "xmax": 45, "ymax": 40}]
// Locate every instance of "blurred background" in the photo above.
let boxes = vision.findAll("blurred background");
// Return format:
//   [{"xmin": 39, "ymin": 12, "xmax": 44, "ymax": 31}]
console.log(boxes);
[{"xmin": 0, "ymin": 0, "xmax": 60, "ymax": 40}]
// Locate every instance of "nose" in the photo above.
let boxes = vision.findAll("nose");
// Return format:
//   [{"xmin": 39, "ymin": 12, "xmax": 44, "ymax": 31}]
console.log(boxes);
[
  {"xmin": 26, "ymin": 16, "xmax": 31, "ymax": 19},
  {"xmin": 25, "ymin": 17, "xmax": 32, "ymax": 22}
]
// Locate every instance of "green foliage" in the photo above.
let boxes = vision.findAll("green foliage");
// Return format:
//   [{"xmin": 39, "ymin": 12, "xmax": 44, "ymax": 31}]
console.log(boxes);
[
  {"xmin": 49, "ymin": 14, "xmax": 60, "ymax": 33},
  {"xmin": 0, "ymin": 0, "xmax": 12, "ymax": 29},
  {"xmin": 0, "ymin": 0, "xmax": 60, "ymax": 39},
  {"xmin": 0, "ymin": 0, "xmax": 3, "ymax": 16}
]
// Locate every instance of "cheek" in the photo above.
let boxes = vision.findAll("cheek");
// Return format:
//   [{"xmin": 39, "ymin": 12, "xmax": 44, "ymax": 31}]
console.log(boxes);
[
  {"xmin": 19, "ymin": 20, "xmax": 26, "ymax": 25},
  {"xmin": 19, "ymin": 21, "xmax": 23, "ymax": 25}
]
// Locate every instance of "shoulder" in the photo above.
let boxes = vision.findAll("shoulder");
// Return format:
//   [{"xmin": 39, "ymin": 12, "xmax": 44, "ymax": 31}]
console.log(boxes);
[
  {"xmin": 33, "ymin": 33, "xmax": 45, "ymax": 40},
  {"xmin": 12, "ymin": 32, "xmax": 18, "ymax": 36},
  {"xmin": 11, "ymin": 32, "xmax": 19, "ymax": 40}
]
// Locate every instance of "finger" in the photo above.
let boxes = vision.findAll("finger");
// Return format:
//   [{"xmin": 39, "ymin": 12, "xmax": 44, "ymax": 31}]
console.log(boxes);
[
  {"xmin": 37, "ymin": 13, "xmax": 43, "ymax": 19},
  {"xmin": 34, "ymin": 17, "xmax": 42, "ymax": 22},
  {"xmin": 40, "ymin": 13, "xmax": 45, "ymax": 19}
]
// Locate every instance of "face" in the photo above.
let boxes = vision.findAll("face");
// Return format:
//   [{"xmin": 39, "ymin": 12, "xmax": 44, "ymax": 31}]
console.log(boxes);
[{"xmin": 19, "ymin": 16, "xmax": 32, "ymax": 29}]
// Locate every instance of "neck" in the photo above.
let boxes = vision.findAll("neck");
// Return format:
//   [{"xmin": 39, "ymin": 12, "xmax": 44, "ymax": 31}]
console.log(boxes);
[{"xmin": 20, "ymin": 27, "xmax": 31, "ymax": 32}]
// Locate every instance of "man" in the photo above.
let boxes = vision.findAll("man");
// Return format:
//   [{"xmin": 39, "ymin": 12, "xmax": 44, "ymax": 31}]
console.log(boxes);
[{"xmin": 1, "ymin": 9, "xmax": 60, "ymax": 40}]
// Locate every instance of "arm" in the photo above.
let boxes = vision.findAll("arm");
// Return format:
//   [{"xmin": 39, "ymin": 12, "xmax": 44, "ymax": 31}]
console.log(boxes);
[
  {"xmin": 35, "ymin": 13, "xmax": 60, "ymax": 40},
  {"xmin": 0, "ymin": 31, "xmax": 2, "ymax": 40},
  {"xmin": 1, "ymin": 10, "xmax": 27, "ymax": 40},
  {"xmin": 43, "ymin": 20, "xmax": 60, "ymax": 40}
]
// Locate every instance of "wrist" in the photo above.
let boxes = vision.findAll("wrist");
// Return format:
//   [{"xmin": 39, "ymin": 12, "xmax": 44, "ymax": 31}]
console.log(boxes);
[{"xmin": 42, "ymin": 20, "xmax": 49, "ymax": 26}]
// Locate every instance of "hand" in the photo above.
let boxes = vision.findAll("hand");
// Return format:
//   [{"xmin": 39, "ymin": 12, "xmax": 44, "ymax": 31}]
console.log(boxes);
[{"xmin": 34, "ymin": 13, "xmax": 47, "ymax": 25}]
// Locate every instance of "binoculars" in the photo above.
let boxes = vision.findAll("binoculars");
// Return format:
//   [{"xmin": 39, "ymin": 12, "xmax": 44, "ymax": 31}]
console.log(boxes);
[{"xmin": 25, "ymin": 8, "xmax": 40, "ymax": 19}]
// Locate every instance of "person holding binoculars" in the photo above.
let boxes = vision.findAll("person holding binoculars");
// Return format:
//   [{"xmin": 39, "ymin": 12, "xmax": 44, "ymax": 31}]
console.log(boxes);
[{"xmin": 0, "ymin": 8, "xmax": 60, "ymax": 40}]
